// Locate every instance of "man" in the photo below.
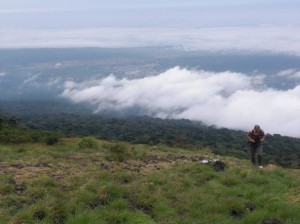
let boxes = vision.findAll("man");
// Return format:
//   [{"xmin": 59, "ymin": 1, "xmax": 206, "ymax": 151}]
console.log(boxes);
[{"xmin": 247, "ymin": 125, "xmax": 266, "ymax": 168}]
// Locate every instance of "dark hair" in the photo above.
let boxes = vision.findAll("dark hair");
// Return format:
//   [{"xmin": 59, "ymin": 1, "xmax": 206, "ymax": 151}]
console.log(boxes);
[{"xmin": 254, "ymin": 125, "xmax": 260, "ymax": 129}]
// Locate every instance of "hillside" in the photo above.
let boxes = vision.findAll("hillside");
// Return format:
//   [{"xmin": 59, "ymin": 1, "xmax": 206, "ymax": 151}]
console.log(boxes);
[
  {"xmin": 1, "ymin": 108, "xmax": 300, "ymax": 169},
  {"xmin": 0, "ymin": 138, "xmax": 299, "ymax": 223},
  {"xmin": 14, "ymin": 113, "xmax": 300, "ymax": 169}
]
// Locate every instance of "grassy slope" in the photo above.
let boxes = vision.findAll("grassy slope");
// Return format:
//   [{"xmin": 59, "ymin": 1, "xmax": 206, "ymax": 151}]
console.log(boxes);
[{"xmin": 0, "ymin": 138, "xmax": 299, "ymax": 224}]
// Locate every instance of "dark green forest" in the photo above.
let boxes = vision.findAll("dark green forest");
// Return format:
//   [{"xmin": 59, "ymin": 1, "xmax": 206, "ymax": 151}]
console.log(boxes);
[
  {"xmin": 0, "ymin": 111, "xmax": 60, "ymax": 145},
  {"xmin": 2, "ymin": 110, "xmax": 299, "ymax": 169}
]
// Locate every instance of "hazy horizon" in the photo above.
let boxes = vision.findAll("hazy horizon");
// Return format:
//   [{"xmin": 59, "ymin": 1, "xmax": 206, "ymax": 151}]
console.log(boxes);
[{"xmin": 1, "ymin": 0, "xmax": 300, "ymax": 54}]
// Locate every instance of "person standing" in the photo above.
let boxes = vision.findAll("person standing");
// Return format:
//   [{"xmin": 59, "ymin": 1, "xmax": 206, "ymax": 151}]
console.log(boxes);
[{"xmin": 247, "ymin": 125, "xmax": 266, "ymax": 168}]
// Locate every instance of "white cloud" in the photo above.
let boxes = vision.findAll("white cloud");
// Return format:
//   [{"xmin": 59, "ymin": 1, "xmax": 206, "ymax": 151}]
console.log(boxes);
[
  {"xmin": 61, "ymin": 67, "xmax": 300, "ymax": 138},
  {"xmin": 277, "ymin": 69, "xmax": 296, "ymax": 77},
  {"xmin": 22, "ymin": 73, "xmax": 63, "ymax": 88},
  {"xmin": 45, "ymin": 77, "xmax": 62, "ymax": 87},
  {"xmin": 0, "ymin": 72, "xmax": 6, "ymax": 77},
  {"xmin": 277, "ymin": 69, "xmax": 300, "ymax": 80},
  {"xmin": 23, "ymin": 73, "xmax": 40, "ymax": 84},
  {"xmin": 294, "ymin": 72, "xmax": 300, "ymax": 79},
  {"xmin": 54, "ymin": 63, "xmax": 62, "ymax": 68},
  {"xmin": 1, "ymin": 26, "xmax": 300, "ymax": 55}
]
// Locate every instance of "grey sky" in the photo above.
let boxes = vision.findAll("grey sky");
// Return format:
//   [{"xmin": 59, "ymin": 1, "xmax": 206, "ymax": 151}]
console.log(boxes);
[
  {"xmin": 0, "ymin": 0, "xmax": 300, "ymax": 53},
  {"xmin": 1, "ymin": 0, "xmax": 299, "ymax": 29}
]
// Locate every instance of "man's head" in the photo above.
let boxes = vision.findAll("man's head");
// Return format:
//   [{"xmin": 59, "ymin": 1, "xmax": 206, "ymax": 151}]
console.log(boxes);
[{"xmin": 254, "ymin": 125, "xmax": 260, "ymax": 131}]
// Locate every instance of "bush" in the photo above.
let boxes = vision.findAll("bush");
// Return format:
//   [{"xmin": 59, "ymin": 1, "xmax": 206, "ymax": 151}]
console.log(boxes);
[
  {"xmin": 46, "ymin": 135, "xmax": 60, "ymax": 145},
  {"xmin": 106, "ymin": 143, "xmax": 130, "ymax": 162},
  {"xmin": 78, "ymin": 137, "xmax": 98, "ymax": 150}
]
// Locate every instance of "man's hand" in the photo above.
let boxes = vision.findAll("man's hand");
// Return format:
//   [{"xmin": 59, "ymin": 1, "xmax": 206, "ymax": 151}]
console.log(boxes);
[{"xmin": 250, "ymin": 139, "xmax": 255, "ymax": 143}]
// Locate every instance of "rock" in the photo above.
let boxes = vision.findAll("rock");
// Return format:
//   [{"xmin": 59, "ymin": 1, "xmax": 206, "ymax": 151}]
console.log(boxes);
[
  {"xmin": 213, "ymin": 160, "xmax": 226, "ymax": 171},
  {"xmin": 201, "ymin": 159, "xmax": 226, "ymax": 171}
]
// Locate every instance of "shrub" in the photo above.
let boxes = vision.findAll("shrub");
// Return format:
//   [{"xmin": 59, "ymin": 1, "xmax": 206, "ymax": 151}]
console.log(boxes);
[
  {"xmin": 78, "ymin": 137, "xmax": 98, "ymax": 150},
  {"xmin": 46, "ymin": 135, "xmax": 60, "ymax": 145},
  {"xmin": 106, "ymin": 143, "xmax": 131, "ymax": 162}
]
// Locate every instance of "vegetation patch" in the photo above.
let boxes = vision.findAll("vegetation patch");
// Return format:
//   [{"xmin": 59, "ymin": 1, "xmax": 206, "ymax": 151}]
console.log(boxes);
[
  {"xmin": 105, "ymin": 143, "xmax": 132, "ymax": 162},
  {"xmin": 78, "ymin": 136, "xmax": 98, "ymax": 150},
  {"xmin": 0, "ymin": 138, "xmax": 299, "ymax": 223}
]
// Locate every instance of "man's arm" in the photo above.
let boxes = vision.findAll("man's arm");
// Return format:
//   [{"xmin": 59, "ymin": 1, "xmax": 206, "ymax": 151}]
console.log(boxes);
[{"xmin": 247, "ymin": 131, "xmax": 255, "ymax": 143}]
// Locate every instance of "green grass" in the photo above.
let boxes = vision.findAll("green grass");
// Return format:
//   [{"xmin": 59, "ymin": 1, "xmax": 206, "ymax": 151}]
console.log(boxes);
[{"xmin": 0, "ymin": 137, "xmax": 299, "ymax": 223}]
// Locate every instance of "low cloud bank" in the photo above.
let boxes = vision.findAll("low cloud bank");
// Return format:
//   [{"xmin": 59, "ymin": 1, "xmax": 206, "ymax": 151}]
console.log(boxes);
[
  {"xmin": 1, "ymin": 26, "xmax": 300, "ymax": 56},
  {"xmin": 62, "ymin": 67, "xmax": 300, "ymax": 138}
]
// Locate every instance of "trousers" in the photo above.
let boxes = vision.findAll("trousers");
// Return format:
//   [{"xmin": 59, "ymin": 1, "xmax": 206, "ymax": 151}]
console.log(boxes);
[{"xmin": 250, "ymin": 143, "xmax": 263, "ymax": 166}]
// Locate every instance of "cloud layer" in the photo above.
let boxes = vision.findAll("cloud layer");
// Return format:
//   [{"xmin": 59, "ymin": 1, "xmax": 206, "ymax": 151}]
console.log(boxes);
[
  {"xmin": 62, "ymin": 67, "xmax": 300, "ymax": 137},
  {"xmin": 1, "ymin": 26, "xmax": 300, "ymax": 56}
]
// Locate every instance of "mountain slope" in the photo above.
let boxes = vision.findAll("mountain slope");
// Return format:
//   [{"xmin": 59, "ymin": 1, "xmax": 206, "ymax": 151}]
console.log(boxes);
[
  {"xmin": 15, "ymin": 113, "xmax": 300, "ymax": 168},
  {"xmin": 0, "ymin": 138, "xmax": 299, "ymax": 223}
]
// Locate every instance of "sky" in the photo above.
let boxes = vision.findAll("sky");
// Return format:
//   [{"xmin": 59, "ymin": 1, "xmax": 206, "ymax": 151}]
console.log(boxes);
[
  {"xmin": 1, "ymin": 0, "xmax": 300, "ymax": 51},
  {"xmin": 1, "ymin": 0, "xmax": 300, "ymax": 137},
  {"xmin": 1, "ymin": 0, "xmax": 298, "ymax": 25},
  {"xmin": 1, "ymin": 0, "xmax": 299, "ymax": 27}
]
